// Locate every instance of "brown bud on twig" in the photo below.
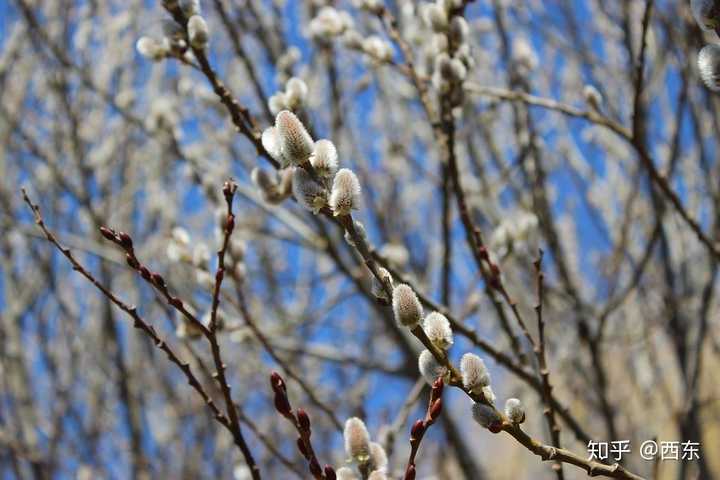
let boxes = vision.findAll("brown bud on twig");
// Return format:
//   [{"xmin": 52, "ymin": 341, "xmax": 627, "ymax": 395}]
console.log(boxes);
[
  {"xmin": 139, "ymin": 266, "xmax": 151, "ymax": 281},
  {"xmin": 117, "ymin": 231, "xmax": 133, "ymax": 250},
  {"xmin": 410, "ymin": 419, "xmax": 425, "ymax": 442},
  {"xmin": 223, "ymin": 180, "xmax": 237, "ymax": 203},
  {"xmin": 296, "ymin": 437, "xmax": 310, "ymax": 459},
  {"xmin": 126, "ymin": 254, "xmax": 140, "ymax": 270},
  {"xmin": 270, "ymin": 371, "xmax": 286, "ymax": 394},
  {"xmin": 274, "ymin": 391, "xmax": 293, "ymax": 418},
  {"xmin": 404, "ymin": 464, "xmax": 416, "ymax": 480},
  {"xmin": 308, "ymin": 457, "xmax": 322, "ymax": 477},
  {"xmin": 297, "ymin": 408, "xmax": 311, "ymax": 434},
  {"xmin": 225, "ymin": 214, "xmax": 235, "ymax": 234},
  {"xmin": 430, "ymin": 377, "xmax": 444, "ymax": 401},
  {"xmin": 324, "ymin": 465, "xmax": 336, "ymax": 480},
  {"xmin": 99, "ymin": 226, "xmax": 116, "ymax": 241},
  {"xmin": 151, "ymin": 272, "xmax": 166, "ymax": 288}
]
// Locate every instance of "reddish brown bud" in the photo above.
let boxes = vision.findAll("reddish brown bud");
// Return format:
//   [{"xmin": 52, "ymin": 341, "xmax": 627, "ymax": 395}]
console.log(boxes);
[
  {"xmin": 117, "ymin": 231, "xmax": 133, "ymax": 249},
  {"xmin": 151, "ymin": 272, "xmax": 166, "ymax": 288},
  {"xmin": 479, "ymin": 245, "xmax": 489, "ymax": 261},
  {"xmin": 410, "ymin": 419, "xmax": 425, "ymax": 440},
  {"xmin": 428, "ymin": 398, "xmax": 443, "ymax": 423},
  {"xmin": 297, "ymin": 408, "xmax": 311, "ymax": 434},
  {"xmin": 488, "ymin": 419, "xmax": 503, "ymax": 433},
  {"xmin": 223, "ymin": 180, "xmax": 238, "ymax": 199},
  {"xmin": 274, "ymin": 391, "xmax": 292, "ymax": 418},
  {"xmin": 296, "ymin": 437, "xmax": 309, "ymax": 459},
  {"xmin": 126, "ymin": 254, "xmax": 140, "ymax": 270},
  {"xmin": 324, "ymin": 465, "xmax": 336, "ymax": 480},
  {"xmin": 99, "ymin": 226, "xmax": 116, "ymax": 241},
  {"xmin": 404, "ymin": 464, "xmax": 416, "ymax": 480},
  {"xmin": 270, "ymin": 371, "xmax": 286, "ymax": 393},
  {"xmin": 169, "ymin": 297, "xmax": 183, "ymax": 309},
  {"xmin": 215, "ymin": 269, "xmax": 224, "ymax": 284},
  {"xmin": 308, "ymin": 457, "xmax": 322, "ymax": 477},
  {"xmin": 225, "ymin": 214, "xmax": 235, "ymax": 233},
  {"xmin": 139, "ymin": 266, "xmax": 151, "ymax": 280}
]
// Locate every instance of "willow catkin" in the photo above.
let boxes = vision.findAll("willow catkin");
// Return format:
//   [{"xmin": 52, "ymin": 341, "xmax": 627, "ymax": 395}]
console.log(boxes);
[
  {"xmin": 698, "ymin": 44, "xmax": 720, "ymax": 91},
  {"xmin": 310, "ymin": 139, "xmax": 338, "ymax": 178},
  {"xmin": 292, "ymin": 167, "xmax": 327, "ymax": 214},
  {"xmin": 329, "ymin": 168, "xmax": 361, "ymax": 216},
  {"xmin": 343, "ymin": 417, "xmax": 370, "ymax": 462},
  {"xmin": 460, "ymin": 353, "xmax": 490, "ymax": 392},
  {"xmin": 504, "ymin": 398, "xmax": 525, "ymax": 424},
  {"xmin": 392, "ymin": 284, "xmax": 422, "ymax": 328},
  {"xmin": 423, "ymin": 311, "xmax": 453, "ymax": 350},
  {"xmin": 418, "ymin": 350, "xmax": 445, "ymax": 385},
  {"xmin": 187, "ymin": 15, "xmax": 209, "ymax": 49},
  {"xmin": 275, "ymin": 110, "xmax": 314, "ymax": 167}
]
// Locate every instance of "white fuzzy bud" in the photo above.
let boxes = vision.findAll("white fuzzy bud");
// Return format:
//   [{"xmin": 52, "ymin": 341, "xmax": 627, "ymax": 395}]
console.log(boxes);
[
  {"xmin": 512, "ymin": 36, "xmax": 538, "ymax": 73},
  {"xmin": 309, "ymin": 7, "xmax": 351, "ymax": 39},
  {"xmin": 261, "ymin": 126, "xmax": 283, "ymax": 162},
  {"xmin": 268, "ymin": 93, "xmax": 287, "ymax": 116},
  {"xmin": 449, "ymin": 16, "xmax": 469, "ymax": 44},
  {"xmin": 136, "ymin": 37, "xmax": 168, "ymax": 61},
  {"xmin": 369, "ymin": 442, "xmax": 388, "ymax": 472},
  {"xmin": 292, "ymin": 167, "xmax": 327, "ymax": 214},
  {"xmin": 310, "ymin": 139, "xmax": 338, "ymax": 177},
  {"xmin": 423, "ymin": 312, "xmax": 453, "ymax": 350},
  {"xmin": 188, "ymin": 15, "xmax": 209, "ymax": 49},
  {"xmin": 418, "ymin": 349, "xmax": 446, "ymax": 385},
  {"xmin": 344, "ymin": 417, "xmax": 371, "ymax": 463},
  {"xmin": 362, "ymin": 36, "xmax": 393, "ymax": 62},
  {"xmin": 275, "ymin": 110, "xmax": 314, "ymax": 167},
  {"xmin": 251, "ymin": 167, "xmax": 290, "ymax": 204},
  {"xmin": 172, "ymin": 227, "xmax": 191, "ymax": 246},
  {"xmin": 284, "ymin": 77, "xmax": 308, "ymax": 109},
  {"xmin": 449, "ymin": 58, "xmax": 467, "ymax": 81},
  {"xmin": 423, "ymin": 3, "xmax": 448, "ymax": 32},
  {"xmin": 472, "ymin": 402, "xmax": 501, "ymax": 428},
  {"xmin": 392, "ymin": 284, "xmax": 423, "ymax": 328},
  {"xmin": 431, "ymin": 34, "xmax": 448, "ymax": 54},
  {"xmin": 342, "ymin": 30, "xmax": 364, "ymax": 50},
  {"xmin": 515, "ymin": 211, "xmax": 540, "ymax": 253},
  {"xmin": 699, "ymin": 44, "xmax": 720, "ymax": 91},
  {"xmin": 692, "ymin": 0, "xmax": 720, "ymax": 31},
  {"xmin": 460, "ymin": 353, "xmax": 490, "ymax": 392},
  {"xmin": 504, "ymin": 398, "xmax": 525, "ymax": 424},
  {"xmin": 336, "ymin": 467, "xmax": 358, "ymax": 480},
  {"xmin": 195, "ymin": 269, "xmax": 214, "ymax": 290},
  {"xmin": 329, "ymin": 168, "xmax": 361, "ymax": 216},
  {"xmin": 192, "ymin": 243, "xmax": 210, "ymax": 268}
]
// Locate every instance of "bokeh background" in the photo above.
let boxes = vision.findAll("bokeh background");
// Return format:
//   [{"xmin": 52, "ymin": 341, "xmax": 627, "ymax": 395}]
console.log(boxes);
[{"xmin": 2, "ymin": 0, "xmax": 719, "ymax": 478}]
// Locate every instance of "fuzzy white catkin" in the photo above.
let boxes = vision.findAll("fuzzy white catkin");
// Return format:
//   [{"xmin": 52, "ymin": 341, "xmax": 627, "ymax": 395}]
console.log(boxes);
[
  {"xmin": 336, "ymin": 467, "xmax": 358, "ymax": 480},
  {"xmin": 344, "ymin": 417, "xmax": 371, "ymax": 462},
  {"xmin": 583, "ymin": 85, "xmax": 603, "ymax": 111},
  {"xmin": 329, "ymin": 168, "xmax": 361, "ymax": 216},
  {"xmin": 268, "ymin": 93, "xmax": 287, "ymax": 116},
  {"xmin": 172, "ymin": 227, "xmax": 190, "ymax": 246},
  {"xmin": 472, "ymin": 402, "xmax": 501, "ymax": 428},
  {"xmin": 187, "ymin": 15, "xmax": 209, "ymax": 49},
  {"xmin": 362, "ymin": 36, "xmax": 393, "ymax": 62},
  {"xmin": 423, "ymin": 312, "xmax": 453, "ymax": 349},
  {"xmin": 292, "ymin": 167, "xmax": 326, "ymax": 214},
  {"xmin": 251, "ymin": 166, "xmax": 277, "ymax": 193},
  {"xmin": 504, "ymin": 398, "xmax": 525, "ymax": 423},
  {"xmin": 310, "ymin": 139, "xmax": 338, "ymax": 177},
  {"xmin": 392, "ymin": 284, "xmax": 423, "ymax": 328},
  {"xmin": 698, "ymin": 44, "xmax": 720, "ymax": 91},
  {"xmin": 460, "ymin": 353, "xmax": 490, "ymax": 392},
  {"xmin": 369, "ymin": 442, "xmax": 388, "ymax": 472},
  {"xmin": 423, "ymin": 3, "xmax": 448, "ymax": 32},
  {"xmin": 275, "ymin": 110, "xmax": 314, "ymax": 167},
  {"xmin": 180, "ymin": 0, "xmax": 200, "ymax": 16},
  {"xmin": 284, "ymin": 77, "xmax": 308, "ymax": 109},
  {"xmin": 136, "ymin": 37, "xmax": 167, "ymax": 61},
  {"xmin": 261, "ymin": 127, "xmax": 283, "ymax": 162},
  {"xmin": 418, "ymin": 350, "xmax": 446, "ymax": 384}
]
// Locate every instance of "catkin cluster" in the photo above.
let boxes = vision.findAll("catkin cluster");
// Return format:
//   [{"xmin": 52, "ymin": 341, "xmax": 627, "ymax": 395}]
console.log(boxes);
[
  {"xmin": 136, "ymin": 0, "xmax": 208, "ymax": 62},
  {"xmin": 338, "ymin": 418, "xmax": 388, "ymax": 479}
]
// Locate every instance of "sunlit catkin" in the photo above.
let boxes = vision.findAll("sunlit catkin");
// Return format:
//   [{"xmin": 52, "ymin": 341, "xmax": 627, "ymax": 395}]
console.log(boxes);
[
  {"xmin": 392, "ymin": 284, "xmax": 423, "ymax": 328},
  {"xmin": 369, "ymin": 442, "xmax": 388, "ymax": 472},
  {"xmin": 292, "ymin": 167, "xmax": 327, "ymax": 214},
  {"xmin": 275, "ymin": 110, "xmax": 314, "ymax": 166},
  {"xmin": 343, "ymin": 417, "xmax": 370, "ymax": 463},
  {"xmin": 460, "ymin": 353, "xmax": 490, "ymax": 392},
  {"xmin": 504, "ymin": 398, "xmax": 525, "ymax": 424},
  {"xmin": 423, "ymin": 312, "xmax": 453, "ymax": 350},
  {"xmin": 692, "ymin": 0, "xmax": 720, "ymax": 31},
  {"xmin": 187, "ymin": 15, "xmax": 209, "ymax": 49},
  {"xmin": 329, "ymin": 168, "xmax": 361, "ymax": 216},
  {"xmin": 418, "ymin": 350, "xmax": 446, "ymax": 385},
  {"xmin": 310, "ymin": 139, "xmax": 338, "ymax": 178}
]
